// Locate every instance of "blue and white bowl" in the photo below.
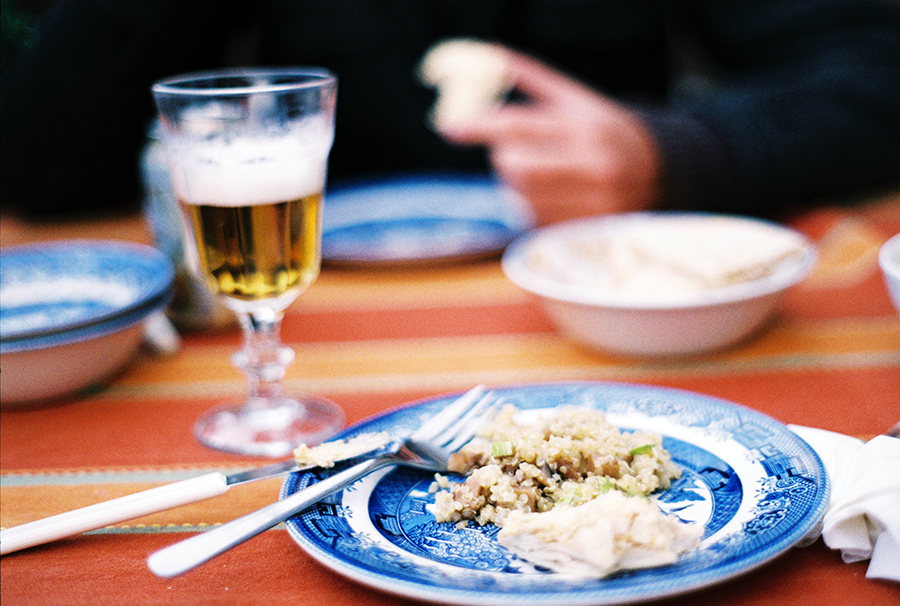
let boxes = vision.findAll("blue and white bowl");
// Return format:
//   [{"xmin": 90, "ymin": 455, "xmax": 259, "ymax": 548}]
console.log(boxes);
[{"xmin": 0, "ymin": 240, "xmax": 175, "ymax": 405}]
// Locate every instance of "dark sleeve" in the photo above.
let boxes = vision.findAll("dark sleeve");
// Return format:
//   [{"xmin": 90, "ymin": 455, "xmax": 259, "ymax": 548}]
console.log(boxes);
[
  {"xmin": 645, "ymin": 0, "xmax": 900, "ymax": 218},
  {"xmin": 0, "ymin": 0, "xmax": 250, "ymax": 217}
]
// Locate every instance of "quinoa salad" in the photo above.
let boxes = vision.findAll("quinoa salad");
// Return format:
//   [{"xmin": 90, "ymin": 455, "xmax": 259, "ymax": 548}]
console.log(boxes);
[
  {"xmin": 431, "ymin": 404, "xmax": 680, "ymax": 526},
  {"xmin": 429, "ymin": 404, "xmax": 702, "ymax": 576}
]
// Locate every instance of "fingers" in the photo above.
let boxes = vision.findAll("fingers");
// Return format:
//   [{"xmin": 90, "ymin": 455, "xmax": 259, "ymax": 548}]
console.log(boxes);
[
  {"xmin": 430, "ymin": 46, "xmax": 664, "ymax": 224},
  {"xmin": 440, "ymin": 104, "xmax": 543, "ymax": 146},
  {"xmin": 438, "ymin": 47, "xmax": 606, "ymax": 146}
]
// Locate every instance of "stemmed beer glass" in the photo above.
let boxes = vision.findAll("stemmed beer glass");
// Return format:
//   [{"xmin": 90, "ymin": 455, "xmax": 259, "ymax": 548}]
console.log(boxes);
[{"xmin": 152, "ymin": 68, "xmax": 344, "ymax": 457}]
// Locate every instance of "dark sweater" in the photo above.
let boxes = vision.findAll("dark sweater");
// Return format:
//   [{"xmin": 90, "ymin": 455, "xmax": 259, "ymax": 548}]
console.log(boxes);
[{"xmin": 3, "ymin": 0, "xmax": 900, "ymax": 218}]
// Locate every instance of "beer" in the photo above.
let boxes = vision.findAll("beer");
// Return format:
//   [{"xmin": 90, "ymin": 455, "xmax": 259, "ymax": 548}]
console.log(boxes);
[
  {"xmin": 167, "ymin": 128, "xmax": 331, "ymax": 308},
  {"xmin": 180, "ymin": 192, "xmax": 322, "ymax": 302}
]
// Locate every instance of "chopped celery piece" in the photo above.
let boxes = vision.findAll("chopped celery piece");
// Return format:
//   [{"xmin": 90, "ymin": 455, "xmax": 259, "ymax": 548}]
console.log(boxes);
[
  {"xmin": 492, "ymin": 441, "xmax": 514, "ymax": 457},
  {"xmin": 628, "ymin": 444, "xmax": 655, "ymax": 456}
]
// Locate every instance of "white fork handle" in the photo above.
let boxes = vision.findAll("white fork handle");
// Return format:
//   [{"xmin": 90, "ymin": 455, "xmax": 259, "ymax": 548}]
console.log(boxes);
[
  {"xmin": 0, "ymin": 472, "xmax": 230, "ymax": 556},
  {"xmin": 147, "ymin": 457, "xmax": 390, "ymax": 578}
]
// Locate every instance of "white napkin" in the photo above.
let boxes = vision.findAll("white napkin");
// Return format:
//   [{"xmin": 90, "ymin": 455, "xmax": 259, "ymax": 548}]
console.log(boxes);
[{"xmin": 789, "ymin": 424, "xmax": 900, "ymax": 582}]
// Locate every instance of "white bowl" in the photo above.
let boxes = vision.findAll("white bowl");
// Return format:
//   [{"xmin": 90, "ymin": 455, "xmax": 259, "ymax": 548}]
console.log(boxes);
[
  {"xmin": 501, "ymin": 213, "xmax": 816, "ymax": 357},
  {"xmin": 879, "ymin": 232, "xmax": 900, "ymax": 315},
  {"xmin": 0, "ymin": 240, "xmax": 174, "ymax": 406}
]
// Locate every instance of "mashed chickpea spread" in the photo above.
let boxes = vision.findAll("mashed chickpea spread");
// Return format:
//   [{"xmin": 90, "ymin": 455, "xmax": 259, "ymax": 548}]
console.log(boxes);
[{"xmin": 293, "ymin": 431, "xmax": 391, "ymax": 468}]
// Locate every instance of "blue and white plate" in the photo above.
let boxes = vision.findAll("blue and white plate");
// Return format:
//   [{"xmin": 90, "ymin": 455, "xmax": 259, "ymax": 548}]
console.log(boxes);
[
  {"xmin": 322, "ymin": 174, "xmax": 534, "ymax": 265},
  {"xmin": 282, "ymin": 382, "xmax": 829, "ymax": 606},
  {"xmin": 0, "ymin": 240, "xmax": 175, "ymax": 349}
]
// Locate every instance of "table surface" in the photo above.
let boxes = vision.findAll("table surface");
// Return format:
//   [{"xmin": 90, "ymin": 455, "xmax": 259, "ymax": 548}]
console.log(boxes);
[{"xmin": 2, "ymin": 196, "xmax": 899, "ymax": 606}]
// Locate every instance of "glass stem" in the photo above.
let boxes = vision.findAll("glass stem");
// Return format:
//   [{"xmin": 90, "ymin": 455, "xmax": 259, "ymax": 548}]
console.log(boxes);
[{"xmin": 232, "ymin": 308, "xmax": 295, "ymax": 408}]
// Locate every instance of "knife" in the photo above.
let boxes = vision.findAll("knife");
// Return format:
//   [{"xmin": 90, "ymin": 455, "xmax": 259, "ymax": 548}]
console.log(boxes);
[
  {"xmin": 0, "ymin": 458, "xmax": 305, "ymax": 556},
  {"xmin": 0, "ymin": 427, "xmax": 399, "ymax": 557}
]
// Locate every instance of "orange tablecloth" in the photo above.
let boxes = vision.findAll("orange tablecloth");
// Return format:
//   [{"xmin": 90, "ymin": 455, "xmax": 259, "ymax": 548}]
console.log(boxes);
[{"xmin": 2, "ymin": 199, "xmax": 899, "ymax": 606}]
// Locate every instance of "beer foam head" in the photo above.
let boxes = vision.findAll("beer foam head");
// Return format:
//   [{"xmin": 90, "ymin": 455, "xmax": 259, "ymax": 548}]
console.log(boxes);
[{"xmin": 167, "ymin": 116, "xmax": 332, "ymax": 206}]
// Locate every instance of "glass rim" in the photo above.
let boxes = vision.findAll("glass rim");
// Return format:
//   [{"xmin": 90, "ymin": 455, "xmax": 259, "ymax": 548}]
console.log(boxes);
[{"xmin": 151, "ymin": 66, "xmax": 336, "ymax": 97}]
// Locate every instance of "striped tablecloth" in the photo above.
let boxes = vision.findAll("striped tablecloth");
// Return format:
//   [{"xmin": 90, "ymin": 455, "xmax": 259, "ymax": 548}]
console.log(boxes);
[{"xmin": 2, "ymin": 200, "xmax": 898, "ymax": 606}]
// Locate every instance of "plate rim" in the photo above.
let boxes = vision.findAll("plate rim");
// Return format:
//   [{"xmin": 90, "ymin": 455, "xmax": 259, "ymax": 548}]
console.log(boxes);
[
  {"xmin": 0, "ymin": 288, "xmax": 174, "ymax": 353},
  {"xmin": 281, "ymin": 381, "xmax": 830, "ymax": 606}
]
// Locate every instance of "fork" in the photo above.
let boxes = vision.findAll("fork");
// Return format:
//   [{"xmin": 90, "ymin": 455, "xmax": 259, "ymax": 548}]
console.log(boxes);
[{"xmin": 147, "ymin": 385, "xmax": 500, "ymax": 578}]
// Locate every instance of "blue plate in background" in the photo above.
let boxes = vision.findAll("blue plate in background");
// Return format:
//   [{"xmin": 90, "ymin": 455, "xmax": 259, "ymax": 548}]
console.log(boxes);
[{"xmin": 322, "ymin": 174, "xmax": 534, "ymax": 266}]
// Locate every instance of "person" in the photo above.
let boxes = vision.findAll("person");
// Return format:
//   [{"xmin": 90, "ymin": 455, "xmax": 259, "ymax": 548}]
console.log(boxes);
[{"xmin": 2, "ymin": 0, "xmax": 900, "ymax": 225}]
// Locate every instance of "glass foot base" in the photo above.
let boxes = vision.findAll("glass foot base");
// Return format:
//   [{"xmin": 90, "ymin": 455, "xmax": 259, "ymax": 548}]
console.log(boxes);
[{"xmin": 194, "ymin": 395, "xmax": 345, "ymax": 457}]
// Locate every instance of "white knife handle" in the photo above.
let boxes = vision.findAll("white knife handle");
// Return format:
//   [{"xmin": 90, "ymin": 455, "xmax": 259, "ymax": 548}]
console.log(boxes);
[
  {"xmin": 147, "ymin": 458, "xmax": 388, "ymax": 578},
  {"xmin": 0, "ymin": 472, "xmax": 229, "ymax": 556}
]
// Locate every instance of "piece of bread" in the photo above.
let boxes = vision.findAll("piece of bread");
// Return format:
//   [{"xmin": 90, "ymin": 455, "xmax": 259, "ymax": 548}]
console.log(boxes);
[
  {"xmin": 617, "ymin": 216, "xmax": 809, "ymax": 289},
  {"xmin": 417, "ymin": 38, "xmax": 512, "ymax": 132}
]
